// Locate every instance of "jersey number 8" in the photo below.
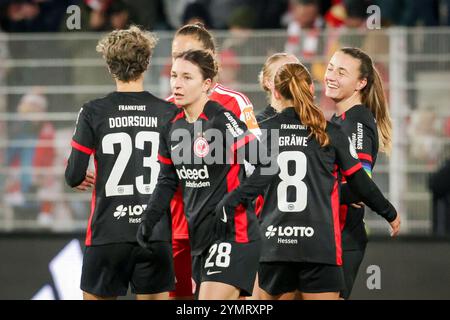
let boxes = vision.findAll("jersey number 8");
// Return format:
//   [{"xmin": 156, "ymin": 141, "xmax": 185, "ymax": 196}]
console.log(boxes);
[
  {"xmin": 102, "ymin": 132, "xmax": 159, "ymax": 197},
  {"xmin": 277, "ymin": 151, "xmax": 307, "ymax": 212}
]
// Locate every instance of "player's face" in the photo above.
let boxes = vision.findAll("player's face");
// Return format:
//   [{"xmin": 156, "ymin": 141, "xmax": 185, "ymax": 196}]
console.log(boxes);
[
  {"xmin": 170, "ymin": 58, "xmax": 211, "ymax": 106},
  {"xmin": 172, "ymin": 35, "xmax": 209, "ymax": 62},
  {"xmin": 324, "ymin": 51, "xmax": 366, "ymax": 102}
]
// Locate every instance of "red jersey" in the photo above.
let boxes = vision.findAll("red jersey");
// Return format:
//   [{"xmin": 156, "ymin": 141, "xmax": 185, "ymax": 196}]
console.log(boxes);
[{"xmin": 166, "ymin": 83, "xmax": 259, "ymax": 239}]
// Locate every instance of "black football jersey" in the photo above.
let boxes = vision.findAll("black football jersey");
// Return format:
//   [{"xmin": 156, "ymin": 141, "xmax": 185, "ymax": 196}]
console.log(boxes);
[
  {"xmin": 65, "ymin": 91, "xmax": 177, "ymax": 246},
  {"xmin": 256, "ymin": 105, "xmax": 276, "ymax": 123},
  {"xmin": 257, "ymin": 107, "xmax": 363, "ymax": 266},
  {"xmin": 330, "ymin": 104, "xmax": 379, "ymax": 250},
  {"xmin": 146, "ymin": 100, "xmax": 261, "ymax": 256}
]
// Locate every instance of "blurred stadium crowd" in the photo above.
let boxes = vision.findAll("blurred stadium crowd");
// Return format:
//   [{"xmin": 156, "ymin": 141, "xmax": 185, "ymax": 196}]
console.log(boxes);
[{"xmin": 1, "ymin": 0, "xmax": 450, "ymax": 33}]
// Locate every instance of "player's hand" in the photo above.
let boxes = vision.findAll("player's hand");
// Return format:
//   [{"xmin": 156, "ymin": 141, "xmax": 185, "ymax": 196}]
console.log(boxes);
[
  {"xmin": 214, "ymin": 194, "xmax": 241, "ymax": 240},
  {"xmin": 350, "ymin": 202, "xmax": 365, "ymax": 209},
  {"xmin": 136, "ymin": 214, "xmax": 155, "ymax": 250},
  {"xmin": 75, "ymin": 170, "xmax": 95, "ymax": 191},
  {"xmin": 214, "ymin": 205, "xmax": 233, "ymax": 241},
  {"xmin": 389, "ymin": 213, "xmax": 401, "ymax": 237}
]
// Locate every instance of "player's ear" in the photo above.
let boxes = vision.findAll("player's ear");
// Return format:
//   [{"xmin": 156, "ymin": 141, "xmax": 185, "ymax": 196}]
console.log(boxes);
[
  {"xmin": 356, "ymin": 77, "xmax": 367, "ymax": 92},
  {"xmin": 203, "ymin": 78, "xmax": 212, "ymax": 93},
  {"xmin": 273, "ymin": 89, "xmax": 282, "ymax": 100},
  {"xmin": 309, "ymin": 82, "xmax": 315, "ymax": 95}
]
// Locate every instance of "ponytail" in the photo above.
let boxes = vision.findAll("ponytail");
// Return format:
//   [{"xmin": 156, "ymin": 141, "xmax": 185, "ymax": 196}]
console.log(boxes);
[
  {"xmin": 275, "ymin": 63, "xmax": 329, "ymax": 147},
  {"xmin": 365, "ymin": 67, "xmax": 392, "ymax": 154}
]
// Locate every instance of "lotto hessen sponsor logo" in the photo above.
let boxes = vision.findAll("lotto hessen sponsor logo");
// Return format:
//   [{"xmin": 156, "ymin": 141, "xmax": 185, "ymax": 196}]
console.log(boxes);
[
  {"xmin": 265, "ymin": 225, "xmax": 277, "ymax": 239},
  {"xmin": 113, "ymin": 204, "xmax": 147, "ymax": 223},
  {"xmin": 265, "ymin": 225, "xmax": 314, "ymax": 244},
  {"xmin": 193, "ymin": 136, "xmax": 209, "ymax": 158},
  {"xmin": 176, "ymin": 165, "xmax": 211, "ymax": 188}
]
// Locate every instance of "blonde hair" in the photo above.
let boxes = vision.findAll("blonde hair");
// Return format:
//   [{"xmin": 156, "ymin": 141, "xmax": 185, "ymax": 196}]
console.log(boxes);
[
  {"xmin": 259, "ymin": 53, "xmax": 295, "ymax": 101},
  {"xmin": 96, "ymin": 25, "xmax": 158, "ymax": 82},
  {"xmin": 275, "ymin": 63, "xmax": 330, "ymax": 147},
  {"xmin": 340, "ymin": 47, "xmax": 392, "ymax": 154}
]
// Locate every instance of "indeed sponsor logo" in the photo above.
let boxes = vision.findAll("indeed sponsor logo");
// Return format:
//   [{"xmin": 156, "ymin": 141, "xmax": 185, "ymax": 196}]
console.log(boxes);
[
  {"xmin": 265, "ymin": 225, "xmax": 314, "ymax": 244},
  {"xmin": 176, "ymin": 165, "xmax": 211, "ymax": 188},
  {"xmin": 113, "ymin": 204, "xmax": 147, "ymax": 224},
  {"xmin": 176, "ymin": 165, "xmax": 209, "ymax": 180}
]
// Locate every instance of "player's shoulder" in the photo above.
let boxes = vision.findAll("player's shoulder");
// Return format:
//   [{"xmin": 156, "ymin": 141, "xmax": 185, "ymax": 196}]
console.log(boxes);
[
  {"xmin": 346, "ymin": 104, "xmax": 376, "ymax": 128},
  {"xmin": 326, "ymin": 121, "xmax": 346, "ymax": 141},
  {"xmin": 256, "ymin": 105, "xmax": 276, "ymax": 123},
  {"xmin": 257, "ymin": 112, "xmax": 280, "ymax": 131},
  {"xmin": 205, "ymin": 100, "xmax": 232, "ymax": 121},
  {"xmin": 82, "ymin": 92, "xmax": 113, "ymax": 110},
  {"xmin": 141, "ymin": 91, "xmax": 178, "ymax": 112},
  {"xmin": 212, "ymin": 83, "xmax": 252, "ymax": 108},
  {"xmin": 206, "ymin": 100, "xmax": 248, "ymax": 133}
]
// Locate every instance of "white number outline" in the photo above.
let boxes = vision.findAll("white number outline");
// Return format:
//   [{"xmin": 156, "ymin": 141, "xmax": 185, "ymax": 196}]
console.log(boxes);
[{"xmin": 102, "ymin": 132, "xmax": 159, "ymax": 197}]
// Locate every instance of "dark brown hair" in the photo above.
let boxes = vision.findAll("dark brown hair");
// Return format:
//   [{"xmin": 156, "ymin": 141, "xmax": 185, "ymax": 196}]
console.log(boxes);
[
  {"xmin": 175, "ymin": 23, "xmax": 216, "ymax": 53},
  {"xmin": 174, "ymin": 50, "xmax": 218, "ymax": 81},
  {"xmin": 340, "ymin": 47, "xmax": 392, "ymax": 154},
  {"xmin": 96, "ymin": 25, "xmax": 158, "ymax": 82}
]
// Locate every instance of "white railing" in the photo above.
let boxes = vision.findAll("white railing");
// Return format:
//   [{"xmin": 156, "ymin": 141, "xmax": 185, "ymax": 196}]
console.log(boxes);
[{"xmin": 1, "ymin": 28, "xmax": 449, "ymax": 234}]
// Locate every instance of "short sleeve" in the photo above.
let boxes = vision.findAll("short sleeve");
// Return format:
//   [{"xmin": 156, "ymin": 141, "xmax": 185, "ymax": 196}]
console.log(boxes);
[{"xmin": 71, "ymin": 105, "xmax": 94, "ymax": 155}]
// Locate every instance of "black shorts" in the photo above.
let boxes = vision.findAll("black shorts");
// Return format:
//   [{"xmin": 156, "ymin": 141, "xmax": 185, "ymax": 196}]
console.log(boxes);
[
  {"xmin": 192, "ymin": 240, "xmax": 261, "ymax": 296},
  {"xmin": 81, "ymin": 242, "xmax": 175, "ymax": 297},
  {"xmin": 259, "ymin": 261, "xmax": 345, "ymax": 295},
  {"xmin": 340, "ymin": 248, "xmax": 365, "ymax": 299}
]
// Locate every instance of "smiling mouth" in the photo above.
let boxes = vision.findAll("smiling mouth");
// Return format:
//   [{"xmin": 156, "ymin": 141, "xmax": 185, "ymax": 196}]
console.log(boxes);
[
  {"xmin": 174, "ymin": 93, "xmax": 184, "ymax": 98},
  {"xmin": 326, "ymin": 82, "xmax": 339, "ymax": 89}
]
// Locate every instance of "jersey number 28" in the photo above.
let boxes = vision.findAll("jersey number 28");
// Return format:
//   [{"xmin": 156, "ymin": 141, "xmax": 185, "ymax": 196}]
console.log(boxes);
[{"xmin": 102, "ymin": 132, "xmax": 159, "ymax": 197}]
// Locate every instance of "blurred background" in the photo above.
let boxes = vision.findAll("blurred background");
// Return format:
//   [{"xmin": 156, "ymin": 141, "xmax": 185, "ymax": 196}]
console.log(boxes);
[{"xmin": 0, "ymin": 0, "xmax": 449, "ymax": 299}]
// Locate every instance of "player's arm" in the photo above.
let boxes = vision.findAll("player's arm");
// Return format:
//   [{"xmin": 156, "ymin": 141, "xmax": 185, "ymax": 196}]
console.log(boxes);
[
  {"xmin": 216, "ymin": 114, "xmax": 278, "ymax": 222},
  {"xmin": 340, "ymin": 121, "xmax": 375, "ymax": 205},
  {"xmin": 332, "ymin": 127, "xmax": 400, "ymax": 236},
  {"xmin": 65, "ymin": 106, "xmax": 95, "ymax": 189},
  {"xmin": 137, "ymin": 123, "xmax": 179, "ymax": 247},
  {"xmin": 236, "ymin": 98, "xmax": 262, "ymax": 139}
]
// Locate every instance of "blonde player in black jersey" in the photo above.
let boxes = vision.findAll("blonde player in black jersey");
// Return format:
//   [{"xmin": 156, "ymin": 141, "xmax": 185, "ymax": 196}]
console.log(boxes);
[
  {"xmin": 256, "ymin": 53, "xmax": 299, "ymax": 123},
  {"xmin": 325, "ymin": 47, "xmax": 401, "ymax": 299}
]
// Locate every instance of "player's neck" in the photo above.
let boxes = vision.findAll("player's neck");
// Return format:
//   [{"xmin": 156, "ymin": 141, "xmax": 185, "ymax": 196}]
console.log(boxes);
[
  {"xmin": 272, "ymin": 97, "xmax": 292, "ymax": 112},
  {"xmin": 270, "ymin": 96, "xmax": 284, "ymax": 112},
  {"xmin": 335, "ymin": 92, "xmax": 362, "ymax": 116},
  {"xmin": 115, "ymin": 77, "xmax": 144, "ymax": 92},
  {"xmin": 184, "ymin": 95, "xmax": 209, "ymax": 123}
]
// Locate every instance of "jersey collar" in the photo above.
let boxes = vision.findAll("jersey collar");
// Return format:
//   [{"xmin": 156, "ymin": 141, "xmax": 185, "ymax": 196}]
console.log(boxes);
[
  {"xmin": 280, "ymin": 106, "xmax": 298, "ymax": 119},
  {"xmin": 171, "ymin": 101, "xmax": 215, "ymax": 123}
]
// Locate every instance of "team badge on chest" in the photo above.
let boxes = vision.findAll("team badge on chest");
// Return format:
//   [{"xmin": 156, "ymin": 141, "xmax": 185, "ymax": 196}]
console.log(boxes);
[{"xmin": 194, "ymin": 136, "xmax": 209, "ymax": 158}]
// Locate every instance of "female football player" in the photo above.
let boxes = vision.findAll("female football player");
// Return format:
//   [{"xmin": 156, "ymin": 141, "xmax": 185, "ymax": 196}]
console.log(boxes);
[
  {"xmin": 166, "ymin": 23, "xmax": 260, "ymax": 299},
  {"xmin": 65, "ymin": 26, "xmax": 176, "ymax": 300},
  {"xmin": 223, "ymin": 62, "xmax": 400, "ymax": 300},
  {"xmin": 137, "ymin": 50, "xmax": 272, "ymax": 300},
  {"xmin": 325, "ymin": 47, "xmax": 400, "ymax": 299},
  {"xmin": 256, "ymin": 53, "xmax": 299, "ymax": 123}
]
